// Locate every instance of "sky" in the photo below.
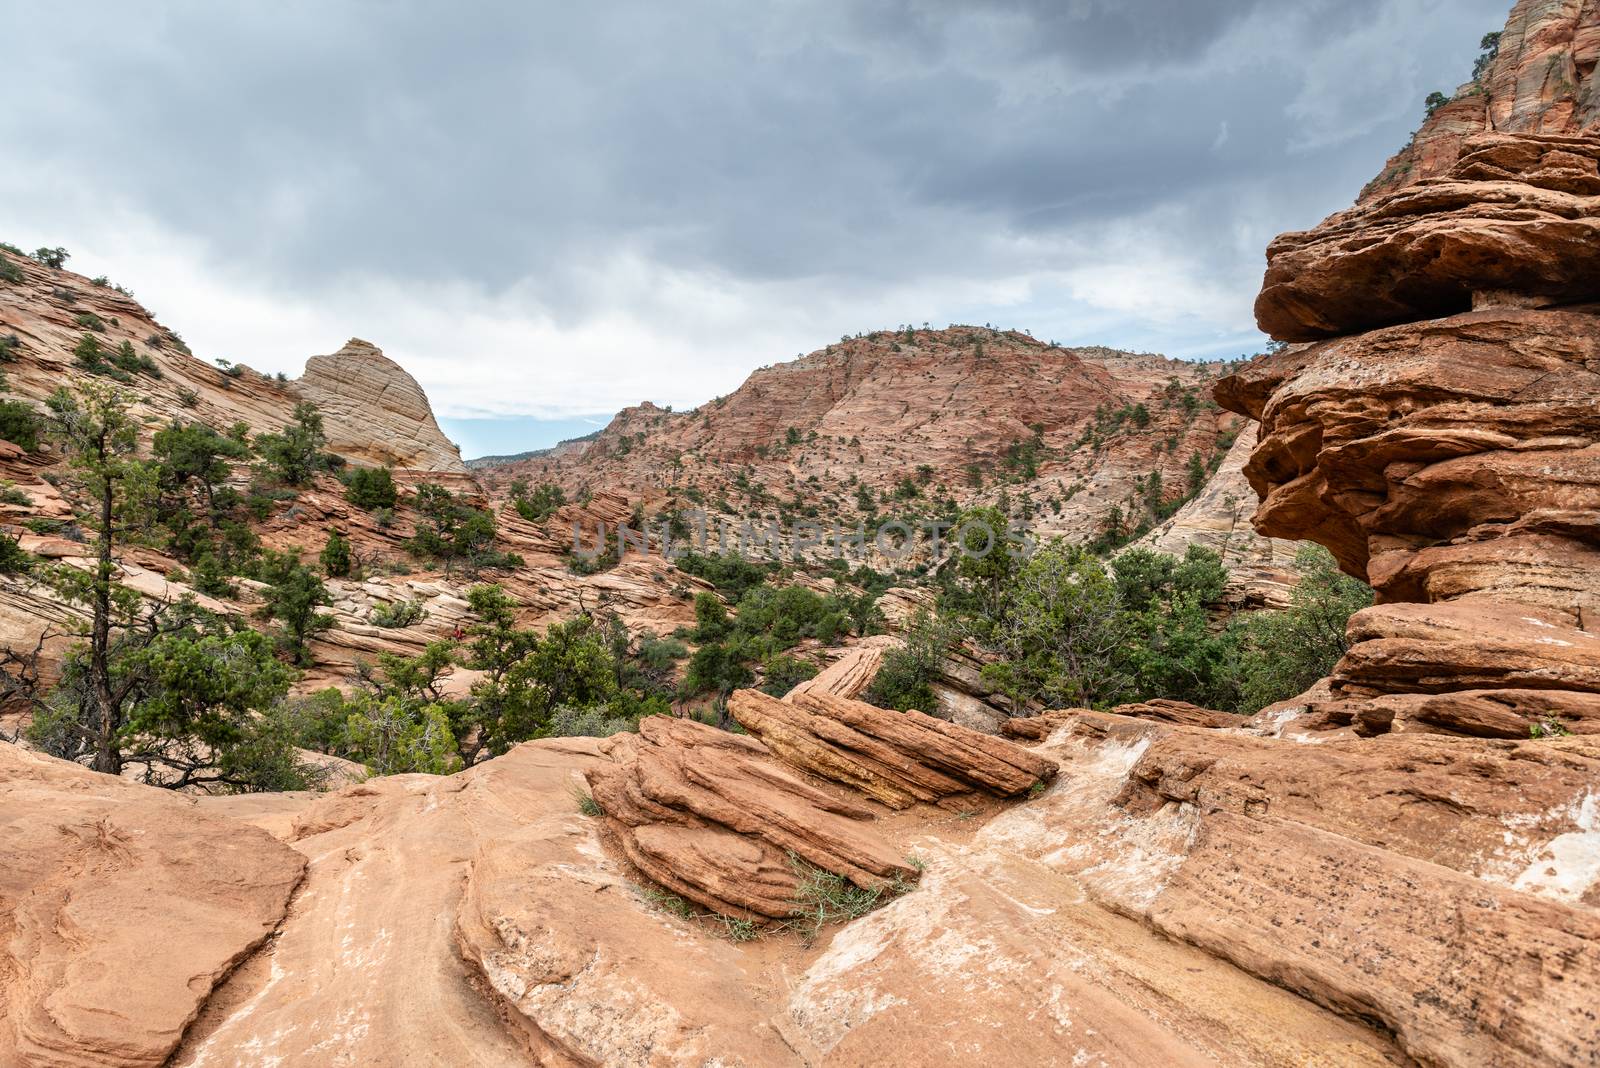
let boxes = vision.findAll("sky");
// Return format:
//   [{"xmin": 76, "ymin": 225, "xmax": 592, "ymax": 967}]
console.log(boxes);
[{"xmin": 2, "ymin": 0, "xmax": 1509, "ymax": 457}]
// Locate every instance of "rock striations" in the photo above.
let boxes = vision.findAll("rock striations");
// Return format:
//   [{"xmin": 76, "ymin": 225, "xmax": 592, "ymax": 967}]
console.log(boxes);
[
  {"xmin": 1219, "ymin": 0, "xmax": 1600, "ymax": 739},
  {"xmin": 297, "ymin": 338, "xmax": 467, "ymax": 473}
]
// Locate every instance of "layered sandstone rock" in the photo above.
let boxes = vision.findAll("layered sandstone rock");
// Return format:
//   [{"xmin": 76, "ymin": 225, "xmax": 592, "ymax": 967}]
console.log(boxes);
[
  {"xmin": 8, "ymin": 695, "xmax": 1597, "ymax": 1066},
  {"xmin": 295, "ymin": 338, "xmax": 467, "ymax": 473},
  {"xmin": 1365, "ymin": 0, "xmax": 1600, "ymax": 200},
  {"xmin": 584, "ymin": 715, "xmax": 918, "ymax": 920},
  {"xmin": 729, "ymin": 688, "xmax": 1056, "ymax": 808},
  {"xmin": 1219, "ymin": 0, "xmax": 1600, "ymax": 736},
  {"xmin": 0, "ymin": 745, "xmax": 304, "ymax": 1068},
  {"xmin": 784, "ymin": 634, "xmax": 898, "ymax": 701}
]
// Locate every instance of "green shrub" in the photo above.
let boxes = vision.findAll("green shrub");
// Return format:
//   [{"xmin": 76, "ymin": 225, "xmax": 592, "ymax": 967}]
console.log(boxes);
[
  {"xmin": 759, "ymin": 653, "xmax": 817, "ymax": 697},
  {"xmin": 369, "ymin": 599, "xmax": 429, "ymax": 628},
  {"xmin": 346, "ymin": 465, "xmax": 398, "ymax": 510},
  {"xmin": 0, "ymin": 532, "xmax": 33, "ymax": 574},
  {"xmin": 320, "ymin": 531, "xmax": 352, "ymax": 577},
  {"xmin": 866, "ymin": 611, "xmax": 950, "ymax": 712},
  {"xmin": 1230, "ymin": 545, "xmax": 1372, "ymax": 712},
  {"xmin": 508, "ymin": 477, "xmax": 565, "ymax": 522},
  {"xmin": 0, "ymin": 400, "xmax": 42, "ymax": 451}
]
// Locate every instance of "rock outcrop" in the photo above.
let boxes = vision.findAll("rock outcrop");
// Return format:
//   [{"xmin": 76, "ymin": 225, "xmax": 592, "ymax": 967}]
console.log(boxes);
[
  {"xmin": 0, "ymin": 745, "xmax": 304, "ymax": 1068},
  {"xmin": 584, "ymin": 715, "xmax": 919, "ymax": 920},
  {"xmin": 1365, "ymin": 0, "xmax": 1600, "ymax": 201},
  {"xmin": 1219, "ymin": 0, "xmax": 1600, "ymax": 737},
  {"xmin": 296, "ymin": 338, "xmax": 467, "ymax": 473},
  {"xmin": 729, "ymin": 688, "xmax": 1056, "ymax": 809},
  {"xmin": 7, "ymin": 689, "xmax": 1600, "ymax": 1067}
]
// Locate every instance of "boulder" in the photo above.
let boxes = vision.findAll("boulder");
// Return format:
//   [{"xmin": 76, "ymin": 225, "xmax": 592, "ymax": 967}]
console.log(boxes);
[
  {"xmin": 584, "ymin": 715, "xmax": 918, "ymax": 920},
  {"xmin": 729, "ymin": 688, "xmax": 1057, "ymax": 809}
]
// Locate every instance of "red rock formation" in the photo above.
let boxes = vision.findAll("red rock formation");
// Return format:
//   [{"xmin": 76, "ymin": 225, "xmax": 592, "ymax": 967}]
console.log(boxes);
[
  {"xmin": 584, "ymin": 716, "xmax": 919, "ymax": 920},
  {"xmin": 1364, "ymin": 0, "xmax": 1600, "ymax": 201},
  {"xmin": 729, "ymin": 688, "xmax": 1056, "ymax": 808},
  {"xmin": 1220, "ymin": 0, "xmax": 1600, "ymax": 737}
]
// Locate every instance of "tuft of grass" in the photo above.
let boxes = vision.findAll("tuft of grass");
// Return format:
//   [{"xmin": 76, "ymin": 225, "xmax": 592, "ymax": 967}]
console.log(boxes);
[
  {"xmin": 718, "ymin": 914, "xmax": 760, "ymax": 942},
  {"xmin": 639, "ymin": 885, "xmax": 696, "ymax": 920},
  {"xmin": 1027, "ymin": 780, "xmax": 1048, "ymax": 800},
  {"xmin": 785, "ymin": 852, "xmax": 916, "ymax": 944},
  {"xmin": 568, "ymin": 781, "xmax": 604, "ymax": 817}
]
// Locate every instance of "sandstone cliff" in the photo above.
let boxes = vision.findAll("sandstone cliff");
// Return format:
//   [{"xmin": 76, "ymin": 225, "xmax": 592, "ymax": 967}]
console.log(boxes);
[
  {"xmin": 1364, "ymin": 0, "xmax": 1600, "ymax": 200},
  {"xmin": 1221, "ymin": 0, "xmax": 1600, "ymax": 740}
]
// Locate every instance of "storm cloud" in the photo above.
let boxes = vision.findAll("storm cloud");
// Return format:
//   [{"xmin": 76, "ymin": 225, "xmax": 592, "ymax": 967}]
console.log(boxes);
[{"xmin": 1, "ymin": 0, "xmax": 1508, "ymax": 454}]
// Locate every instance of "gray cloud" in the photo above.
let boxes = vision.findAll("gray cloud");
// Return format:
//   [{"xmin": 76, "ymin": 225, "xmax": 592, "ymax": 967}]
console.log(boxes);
[{"xmin": 1, "ymin": 0, "xmax": 1512, "ymax": 439}]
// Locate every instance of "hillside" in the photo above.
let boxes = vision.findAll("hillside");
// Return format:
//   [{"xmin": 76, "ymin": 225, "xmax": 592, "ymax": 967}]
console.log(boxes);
[
  {"xmin": 483, "ymin": 328, "xmax": 1266, "ymax": 556},
  {"xmin": 0, "ymin": 249, "xmax": 700, "ymax": 710}
]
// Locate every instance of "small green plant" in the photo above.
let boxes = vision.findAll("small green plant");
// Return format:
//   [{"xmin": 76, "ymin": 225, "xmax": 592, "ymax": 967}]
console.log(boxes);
[
  {"xmin": 639, "ymin": 884, "xmax": 696, "ymax": 920},
  {"xmin": 368, "ymin": 599, "xmax": 428, "ymax": 628},
  {"xmin": 1530, "ymin": 714, "xmax": 1572, "ymax": 739},
  {"xmin": 0, "ymin": 257, "xmax": 21, "ymax": 284},
  {"xmin": 0, "ymin": 531, "xmax": 32, "ymax": 574},
  {"xmin": 0, "ymin": 483, "xmax": 31, "ymax": 506},
  {"xmin": 1027, "ymin": 780, "xmax": 1047, "ymax": 799},
  {"xmin": 718, "ymin": 915, "xmax": 760, "ymax": 943},
  {"xmin": 74, "ymin": 311, "xmax": 107, "ymax": 332},
  {"xmin": 569, "ymin": 781, "xmax": 604, "ymax": 817},
  {"xmin": 320, "ymin": 530, "xmax": 353, "ymax": 577},
  {"xmin": 30, "ymin": 246, "xmax": 68, "ymax": 269},
  {"xmin": 176, "ymin": 386, "xmax": 200, "ymax": 407},
  {"xmin": 785, "ymin": 853, "xmax": 914, "ymax": 944},
  {"xmin": 346, "ymin": 465, "xmax": 398, "ymax": 510},
  {"xmin": 0, "ymin": 400, "xmax": 42, "ymax": 451}
]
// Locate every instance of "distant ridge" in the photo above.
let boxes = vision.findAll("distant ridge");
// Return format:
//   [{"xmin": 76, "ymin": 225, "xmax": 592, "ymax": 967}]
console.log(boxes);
[{"xmin": 466, "ymin": 428, "xmax": 603, "ymax": 469}]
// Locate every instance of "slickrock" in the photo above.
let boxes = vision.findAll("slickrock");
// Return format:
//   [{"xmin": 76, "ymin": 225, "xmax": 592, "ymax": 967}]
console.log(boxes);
[
  {"xmin": 173, "ymin": 738, "xmax": 804, "ymax": 1066},
  {"xmin": 0, "ymin": 745, "xmax": 304, "ymax": 1068},
  {"xmin": 295, "ymin": 338, "xmax": 467, "ymax": 473},
  {"xmin": 584, "ymin": 715, "xmax": 918, "ymax": 920},
  {"xmin": 729, "ymin": 688, "xmax": 1056, "ymax": 809},
  {"xmin": 994, "ymin": 713, "xmax": 1600, "ymax": 1067}
]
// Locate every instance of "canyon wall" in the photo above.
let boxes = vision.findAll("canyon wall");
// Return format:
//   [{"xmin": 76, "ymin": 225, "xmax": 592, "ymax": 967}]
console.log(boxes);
[{"xmin": 1218, "ymin": 0, "xmax": 1600, "ymax": 737}]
